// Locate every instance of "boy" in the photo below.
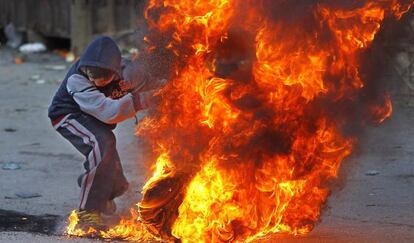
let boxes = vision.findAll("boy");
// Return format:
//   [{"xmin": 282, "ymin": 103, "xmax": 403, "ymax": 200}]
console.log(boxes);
[{"xmin": 48, "ymin": 36, "xmax": 156, "ymax": 229}]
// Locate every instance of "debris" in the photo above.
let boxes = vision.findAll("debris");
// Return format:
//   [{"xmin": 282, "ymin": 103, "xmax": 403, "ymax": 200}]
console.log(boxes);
[
  {"xmin": 14, "ymin": 57, "xmax": 24, "ymax": 64},
  {"xmin": 30, "ymin": 75, "xmax": 41, "ymax": 81},
  {"xmin": 15, "ymin": 192, "xmax": 42, "ymax": 199},
  {"xmin": 2, "ymin": 161, "xmax": 21, "ymax": 170},
  {"xmin": 5, "ymin": 193, "xmax": 42, "ymax": 199},
  {"xmin": 4, "ymin": 128, "xmax": 17, "ymax": 132},
  {"xmin": 19, "ymin": 42, "xmax": 47, "ymax": 54},
  {"xmin": 35, "ymin": 79, "xmax": 46, "ymax": 84},
  {"xmin": 15, "ymin": 108, "xmax": 27, "ymax": 112},
  {"xmin": 29, "ymin": 74, "xmax": 47, "ymax": 84},
  {"xmin": 4, "ymin": 23, "xmax": 23, "ymax": 48},
  {"xmin": 43, "ymin": 64, "xmax": 66, "ymax": 71},
  {"xmin": 365, "ymin": 170, "xmax": 380, "ymax": 176},
  {"xmin": 19, "ymin": 142, "xmax": 40, "ymax": 146}
]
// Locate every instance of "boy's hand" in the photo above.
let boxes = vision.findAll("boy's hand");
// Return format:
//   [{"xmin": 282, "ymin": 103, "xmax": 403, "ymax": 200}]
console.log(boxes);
[
  {"xmin": 122, "ymin": 59, "xmax": 169, "ymax": 91},
  {"xmin": 122, "ymin": 61, "xmax": 150, "ymax": 91},
  {"xmin": 119, "ymin": 79, "xmax": 140, "ymax": 92},
  {"xmin": 131, "ymin": 89, "xmax": 161, "ymax": 110}
]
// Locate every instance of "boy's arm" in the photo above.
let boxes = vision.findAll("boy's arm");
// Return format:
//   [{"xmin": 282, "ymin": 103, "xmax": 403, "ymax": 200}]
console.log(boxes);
[{"xmin": 67, "ymin": 74, "xmax": 148, "ymax": 124}]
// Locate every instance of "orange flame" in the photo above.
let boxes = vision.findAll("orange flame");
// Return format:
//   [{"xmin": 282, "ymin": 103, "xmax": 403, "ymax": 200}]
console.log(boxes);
[{"xmin": 66, "ymin": 0, "xmax": 412, "ymax": 242}]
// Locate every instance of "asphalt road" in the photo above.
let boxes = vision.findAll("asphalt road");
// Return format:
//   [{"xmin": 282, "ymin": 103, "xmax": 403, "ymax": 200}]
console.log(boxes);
[{"xmin": 0, "ymin": 47, "xmax": 413, "ymax": 242}]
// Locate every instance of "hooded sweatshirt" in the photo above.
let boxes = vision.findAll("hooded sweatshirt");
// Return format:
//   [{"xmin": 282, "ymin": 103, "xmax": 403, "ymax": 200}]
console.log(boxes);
[{"xmin": 48, "ymin": 36, "xmax": 142, "ymax": 125}]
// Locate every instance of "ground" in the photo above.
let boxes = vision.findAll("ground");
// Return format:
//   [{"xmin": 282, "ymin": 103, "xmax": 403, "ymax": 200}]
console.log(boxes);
[{"xmin": 0, "ymin": 47, "xmax": 413, "ymax": 242}]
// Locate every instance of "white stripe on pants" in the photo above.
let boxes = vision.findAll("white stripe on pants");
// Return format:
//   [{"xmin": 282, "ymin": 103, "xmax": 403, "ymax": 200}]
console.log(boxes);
[{"xmin": 61, "ymin": 119, "xmax": 102, "ymax": 210}]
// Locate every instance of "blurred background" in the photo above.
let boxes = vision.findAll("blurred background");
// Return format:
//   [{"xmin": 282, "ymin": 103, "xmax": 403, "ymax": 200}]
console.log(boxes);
[{"xmin": 0, "ymin": 0, "xmax": 147, "ymax": 55}]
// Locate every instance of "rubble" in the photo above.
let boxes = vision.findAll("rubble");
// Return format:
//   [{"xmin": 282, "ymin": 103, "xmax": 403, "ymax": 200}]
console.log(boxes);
[
  {"xmin": 365, "ymin": 170, "xmax": 380, "ymax": 176},
  {"xmin": 19, "ymin": 43, "xmax": 47, "ymax": 54},
  {"xmin": 1, "ymin": 161, "xmax": 21, "ymax": 170},
  {"xmin": 43, "ymin": 65, "xmax": 67, "ymax": 71}
]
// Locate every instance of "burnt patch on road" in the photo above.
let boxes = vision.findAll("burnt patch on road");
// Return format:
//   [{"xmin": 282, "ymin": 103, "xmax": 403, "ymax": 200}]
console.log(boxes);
[{"xmin": 0, "ymin": 209, "xmax": 61, "ymax": 235}]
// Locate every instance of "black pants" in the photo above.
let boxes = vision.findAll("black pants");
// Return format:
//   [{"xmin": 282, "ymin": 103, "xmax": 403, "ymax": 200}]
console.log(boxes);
[{"xmin": 54, "ymin": 113, "xmax": 128, "ymax": 212}]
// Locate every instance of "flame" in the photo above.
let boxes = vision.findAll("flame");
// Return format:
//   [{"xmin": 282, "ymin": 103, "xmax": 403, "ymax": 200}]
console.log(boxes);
[
  {"xmin": 100, "ymin": 208, "xmax": 156, "ymax": 241},
  {"xmin": 170, "ymin": 119, "xmax": 354, "ymax": 242},
  {"xmin": 142, "ymin": 149, "xmax": 176, "ymax": 192},
  {"xmin": 66, "ymin": 209, "xmax": 157, "ymax": 241},
  {"xmin": 370, "ymin": 93, "xmax": 393, "ymax": 125},
  {"xmin": 66, "ymin": 210, "xmax": 97, "ymax": 237},
  {"xmin": 66, "ymin": 0, "xmax": 412, "ymax": 242}
]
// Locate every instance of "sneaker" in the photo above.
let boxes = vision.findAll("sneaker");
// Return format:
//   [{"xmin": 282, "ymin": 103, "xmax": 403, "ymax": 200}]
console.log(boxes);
[
  {"xmin": 102, "ymin": 200, "xmax": 117, "ymax": 215},
  {"xmin": 77, "ymin": 210, "xmax": 107, "ymax": 232}
]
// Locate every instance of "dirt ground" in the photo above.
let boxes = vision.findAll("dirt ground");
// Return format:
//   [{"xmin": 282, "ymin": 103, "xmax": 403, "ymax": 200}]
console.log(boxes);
[{"xmin": 0, "ymin": 47, "xmax": 413, "ymax": 242}]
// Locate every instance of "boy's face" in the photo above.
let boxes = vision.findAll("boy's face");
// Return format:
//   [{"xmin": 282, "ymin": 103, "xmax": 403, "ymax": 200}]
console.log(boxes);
[{"xmin": 90, "ymin": 74, "xmax": 116, "ymax": 87}]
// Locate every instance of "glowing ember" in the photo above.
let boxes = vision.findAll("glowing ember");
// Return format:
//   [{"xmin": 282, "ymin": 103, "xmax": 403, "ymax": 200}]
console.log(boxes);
[{"xmin": 66, "ymin": 0, "xmax": 413, "ymax": 242}]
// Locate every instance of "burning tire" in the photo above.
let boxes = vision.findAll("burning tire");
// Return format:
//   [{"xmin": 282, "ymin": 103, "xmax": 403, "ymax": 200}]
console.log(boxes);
[{"xmin": 138, "ymin": 173, "xmax": 189, "ymax": 241}]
